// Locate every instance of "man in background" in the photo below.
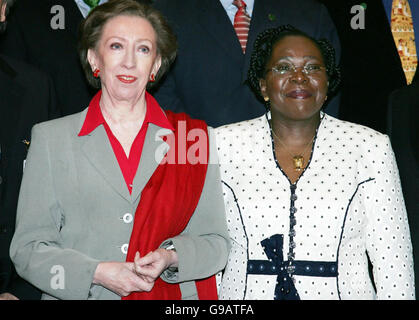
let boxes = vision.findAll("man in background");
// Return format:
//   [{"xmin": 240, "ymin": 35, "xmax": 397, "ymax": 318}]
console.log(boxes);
[
  {"xmin": 319, "ymin": 0, "xmax": 418, "ymax": 133},
  {"xmin": 0, "ymin": 0, "xmax": 151, "ymax": 117},
  {"xmin": 387, "ymin": 72, "xmax": 419, "ymax": 298},
  {"xmin": 0, "ymin": 0, "xmax": 59, "ymax": 300},
  {"xmin": 152, "ymin": 0, "xmax": 341, "ymax": 128}
]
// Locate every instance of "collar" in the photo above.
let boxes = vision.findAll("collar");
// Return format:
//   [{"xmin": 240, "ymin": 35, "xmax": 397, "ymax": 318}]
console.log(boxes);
[
  {"xmin": 78, "ymin": 90, "xmax": 174, "ymax": 136},
  {"xmin": 219, "ymin": 0, "xmax": 255, "ymax": 15},
  {"xmin": 73, "ymin": 0, "xmax": 108, "ymax": 18}
]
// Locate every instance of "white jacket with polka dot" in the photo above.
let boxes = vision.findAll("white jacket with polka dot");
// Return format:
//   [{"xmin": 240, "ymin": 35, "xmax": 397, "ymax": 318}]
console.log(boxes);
[{"xmin": 215, "ymin": 113, "xmax": 415, "ymax": 300}]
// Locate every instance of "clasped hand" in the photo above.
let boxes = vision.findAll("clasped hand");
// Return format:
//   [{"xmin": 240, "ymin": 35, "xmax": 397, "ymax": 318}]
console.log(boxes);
[{"xmin": 93, "ymin": 248, "xmax": 178, "ymax": 297}]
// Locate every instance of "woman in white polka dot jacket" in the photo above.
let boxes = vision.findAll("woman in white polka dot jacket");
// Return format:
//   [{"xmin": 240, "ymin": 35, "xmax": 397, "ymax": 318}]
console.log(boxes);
[{"xmin": 215, "ymin": 25, "xmax": 415, "ymax": 300}]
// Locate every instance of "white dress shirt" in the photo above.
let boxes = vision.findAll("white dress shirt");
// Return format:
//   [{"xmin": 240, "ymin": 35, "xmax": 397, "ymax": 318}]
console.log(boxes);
[{"xmin": 219, "ymin": 0, "xmax": 254, "ymax": 24}]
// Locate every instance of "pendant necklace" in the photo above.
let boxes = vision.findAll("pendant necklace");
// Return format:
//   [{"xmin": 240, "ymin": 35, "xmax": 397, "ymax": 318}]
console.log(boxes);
[{"xmin": 271, "ymin": 129, "xmax": 315, "ymax": 172}]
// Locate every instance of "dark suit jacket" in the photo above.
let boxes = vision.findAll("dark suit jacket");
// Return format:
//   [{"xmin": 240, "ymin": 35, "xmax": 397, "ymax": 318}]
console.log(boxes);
[
  {"xmin": 152, "ymin": 0, "xmax": 341, "ymax": 127},
  {"xmin": 319, "ymin": 0, "xmax": 418, "ymax": 134},
  {"xmin": 0, "ymin": 55, "xmax": 58, "ymax": 299},
  {"xmin": 387, "ymin": 81, "xmax": 419, "ymax": 297},
  {"xmin": 0, "ymin": 0, "xmax": 151, "ymax": 117}
]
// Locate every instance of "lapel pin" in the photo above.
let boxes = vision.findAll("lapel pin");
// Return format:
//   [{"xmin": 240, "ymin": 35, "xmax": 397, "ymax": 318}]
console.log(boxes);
[
  {"xmin": 22, "ymin": 139, "xmax": 31, "ymax": 151},
  {"xmin": 268, "ymin": 13, "xmax": 276, "ymax": 22}
]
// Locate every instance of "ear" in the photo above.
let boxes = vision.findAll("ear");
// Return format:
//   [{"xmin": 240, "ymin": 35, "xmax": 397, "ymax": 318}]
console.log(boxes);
[
  {"xmin": 151, "ymin": 55, "xmax": 162, "ymax": 76},
  {"xmin": 87, "ymin": 48, "xmax": 99, "ymax": 72},
  {"xmin": 259, "ymin": 78, "xmax": 268, "ymax": 101},
  {"xmin": 0, "ymin": 1, "xmax": 7, "ymax": 23}
]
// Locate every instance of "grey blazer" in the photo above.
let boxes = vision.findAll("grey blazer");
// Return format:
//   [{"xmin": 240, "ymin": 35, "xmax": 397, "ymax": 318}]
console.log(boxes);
[{"xmin": 10, "ymin": 108, "xmax": 230, "ymax": 300}]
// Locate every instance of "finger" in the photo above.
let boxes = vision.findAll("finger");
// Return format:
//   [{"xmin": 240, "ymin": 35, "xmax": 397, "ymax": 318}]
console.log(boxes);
[
  {"xmin": 135, "ymin": 251, "xmax": 158, "ymax": 267},
  {"xmin": 130, "ymin": 274, "xmax": 155, "ymax": 292},
  {"xmin": 134, "ymin": 251, "xmax": 141, "ymax": 267},
  {"xmin": 135, "ymin": 262, "xmax": 165, "ymax": 280}
]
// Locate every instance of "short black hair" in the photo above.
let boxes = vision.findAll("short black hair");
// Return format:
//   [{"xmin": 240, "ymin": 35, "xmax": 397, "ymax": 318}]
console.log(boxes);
[{"xmin": 247, "ymin": 25, "xmax": 341, "ymax": 107}]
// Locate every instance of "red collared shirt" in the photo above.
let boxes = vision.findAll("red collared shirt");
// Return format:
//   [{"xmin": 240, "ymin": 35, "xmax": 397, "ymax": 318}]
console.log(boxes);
[{"xmin": 79, "ymin": 90, "xmax": 174, "ymax": 194}]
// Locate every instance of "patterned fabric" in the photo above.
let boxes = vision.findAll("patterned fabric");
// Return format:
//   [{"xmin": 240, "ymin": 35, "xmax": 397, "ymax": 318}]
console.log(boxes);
[
  {"xmin": 233, "ymin": 0, "xmax": 251, "ymax": 53},
  {"xmin": 83, "ymin": 0, "xmax": 100, "ymax": 9},
  {"xmin": 215, "ymin": 113, "xmax": 415, "ymax": 300},
  {"xmin": 391, "ymin": 0, "xmax": 418, "ymax": 84}
]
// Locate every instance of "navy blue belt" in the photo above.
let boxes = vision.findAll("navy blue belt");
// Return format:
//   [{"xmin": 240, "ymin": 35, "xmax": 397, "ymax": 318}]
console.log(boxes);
[{"xmin": 247, "ymin": 234, "xmax": 338, "ymax": 300}]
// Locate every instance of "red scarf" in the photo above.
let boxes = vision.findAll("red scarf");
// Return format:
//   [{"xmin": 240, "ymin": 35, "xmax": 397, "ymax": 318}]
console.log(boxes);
[{"xmin": 122, "ymin": 111, "xmax": 217, "ymax": 300}]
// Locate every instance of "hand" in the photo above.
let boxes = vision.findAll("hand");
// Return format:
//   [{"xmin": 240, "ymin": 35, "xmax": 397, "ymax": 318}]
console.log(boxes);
[
  {"xmin": 0, "ymin": 292, "xmax": 19, "ymax": 300},
  {"xmin": 133, "ymin": 249, "xmax": 178, "ymax": 282},
  {"xmin": 93, "ymin": 261, "xmax": 154, "ymax": 297}
]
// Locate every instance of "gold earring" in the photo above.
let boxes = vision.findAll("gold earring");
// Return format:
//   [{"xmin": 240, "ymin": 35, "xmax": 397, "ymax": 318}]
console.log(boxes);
[{"xmin": 263, "ymin": 96, "xmax": 269, "ymax": 102}]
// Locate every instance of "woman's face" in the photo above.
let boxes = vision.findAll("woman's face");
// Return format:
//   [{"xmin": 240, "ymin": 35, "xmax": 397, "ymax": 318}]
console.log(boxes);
[
  {"xmin": 260, "ymin": 35, "xmax": 328, "ymax": 121},
  {"xmin": 88, "ymin": 15, "xmax": 161, "ymax": 103}
]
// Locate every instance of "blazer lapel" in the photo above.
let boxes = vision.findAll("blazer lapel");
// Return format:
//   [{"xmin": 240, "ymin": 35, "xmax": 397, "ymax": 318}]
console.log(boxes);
[
  {"xmin": 79, "ymin": 110, "xmax": 172, "ymax": 204},
  {"xmin": 80, "ymin": 118, "xmax": 132, "ymax": 202},
  {"xmin": 130, "ymin": 124, "xmax": 172, "ymax": 203},
  {"xmin": 242, "ymin": 0, "xmax": 282, "ymax": 81},
  {"xmin": 197, "ymin": 0, "xmax": 244, "ymax": 65},
  {"xmin": 131, "ymin": 123, "xmax": 172, "ymax": 202}
]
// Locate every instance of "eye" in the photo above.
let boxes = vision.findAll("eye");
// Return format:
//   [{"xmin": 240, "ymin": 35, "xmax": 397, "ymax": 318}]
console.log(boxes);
[
  {"xmin": 274, "ymin": 63, "xmax": 293, "ymax": 74},
  {"xmin": 110, "ymin": 42, "xmax": 122, "ymax": 50},
  {"xmin": 139, "ymin": 45, "xmax": 150, "ymax": 54},
  {"xmin": 304, "ymin": 64, "xmax": 323, "ymax": 73}
]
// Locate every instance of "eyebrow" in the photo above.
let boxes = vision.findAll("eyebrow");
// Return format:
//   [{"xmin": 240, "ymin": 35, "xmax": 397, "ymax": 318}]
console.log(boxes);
[
  {"xmin": 276, "ymin": 55, "xmax": 321, "ymax": 61},
  {"xmin": 104, "ymin": 36, "xmax": 154, "ymax": 45}
]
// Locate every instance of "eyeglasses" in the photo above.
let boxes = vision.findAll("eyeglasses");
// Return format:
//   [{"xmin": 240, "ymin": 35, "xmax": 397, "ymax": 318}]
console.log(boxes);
[{"xmin": 266, "ymin": 63, "xmax": 326, "ymax": 77}]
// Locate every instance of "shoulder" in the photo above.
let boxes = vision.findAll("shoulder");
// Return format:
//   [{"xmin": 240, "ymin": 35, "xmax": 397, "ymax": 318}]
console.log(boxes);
[
  {"xmin": 269, "ymin": 0, "xmax": 328, "ymax": 15},
  {"xmin": 215, "ymin": 115, "xmax": 268, "ymax": 164},
  {"xmin": 329, "ymin": 114, "xmax": 387, "ymax": 138},
  {"xmin": 322, "ymin": 115, "xmax": 393, "ymax": 168},
  {"xmin": 32, "ymin": 109, "xmax": 87, "ymax": 138},
  {"xmin": 6, "ymin": 0, "xmax": 43, "ymax": 20},
  {"xmin": 0, "ymin": 54, "xmax": 51, "ymax": 86},
  {"xmin": 389, "ymin": 81, "xmax": 419, "ymax": 108},
  {"xmin": 324, "ymin": 114, "xmax": 390, "ymax": 145},
  {"xmin": 277, "ymin": 0, "xmax": 327, "ymax": 9},
  {"xmin": 0, "ymin": 54, "xmax": 45, "ymax": 78},
  {"xmin": 152, "ymin": 0, "xmax": 200, "ymax": 33},
  {"xmin": 215, "ymin": 114, "xmax": 267, "ymax": 142},
  {"xmin": 153, "ymin": 0, "xmax": 195, "ymax": 17}
]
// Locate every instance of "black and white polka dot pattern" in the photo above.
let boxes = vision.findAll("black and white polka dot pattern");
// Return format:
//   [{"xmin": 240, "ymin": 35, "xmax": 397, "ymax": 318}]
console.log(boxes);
[{"xmin": 215, "ymin": 113, "xmax": 415, "ymax": 300}]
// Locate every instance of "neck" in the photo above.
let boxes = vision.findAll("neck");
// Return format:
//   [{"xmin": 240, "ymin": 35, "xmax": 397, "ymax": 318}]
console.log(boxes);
[
  {"xmin": 270, "ymin": 112, "xmax": 321, "ymax": 147},
  {"xmin": 99, "ymin": 88, "xmax": 147, "ymax": 126}
]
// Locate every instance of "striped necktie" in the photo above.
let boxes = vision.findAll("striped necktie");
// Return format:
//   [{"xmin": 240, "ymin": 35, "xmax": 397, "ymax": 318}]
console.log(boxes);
[
  {"xmin": 233, "ymin": 0, "xmax": 251, "ymax": 54},
  {"xmin": 391, "ymin": 0, "xmax": 418, "ymax": 84}
]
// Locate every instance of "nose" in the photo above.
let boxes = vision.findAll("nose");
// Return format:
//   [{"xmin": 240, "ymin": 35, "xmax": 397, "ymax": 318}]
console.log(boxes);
[
  {"xmin": 290, "ymin": 66, "xmax": 308, "ymax": 84},
  {"xmin": 122, "ymin": 47, "xmax": 136, "ymax": 69}
]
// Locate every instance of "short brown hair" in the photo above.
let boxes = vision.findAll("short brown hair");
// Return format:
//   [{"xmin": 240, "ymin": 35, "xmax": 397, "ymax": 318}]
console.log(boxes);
[{"xmin": 78, "ymin": 0, "xmax": 177, "ymax": 89}]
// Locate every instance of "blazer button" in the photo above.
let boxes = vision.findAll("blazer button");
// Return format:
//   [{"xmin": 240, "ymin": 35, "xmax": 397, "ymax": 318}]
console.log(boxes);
[
  {"xmin": 122, "ymin": 213, "xmax": 133, "ymax": 224},
  {"xmin": 121, "ymin": 243, "xmax": 129, "ymax": 255}
]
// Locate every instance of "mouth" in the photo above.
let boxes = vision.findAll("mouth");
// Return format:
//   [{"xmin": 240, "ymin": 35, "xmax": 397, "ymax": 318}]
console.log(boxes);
[
  {"xmin": 116, "ymin": 75, "xmax": 138, "ymax": 84},
  {"xmin": 286, "ymin": 89, "xmax": 313, "ymax": 99}
]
